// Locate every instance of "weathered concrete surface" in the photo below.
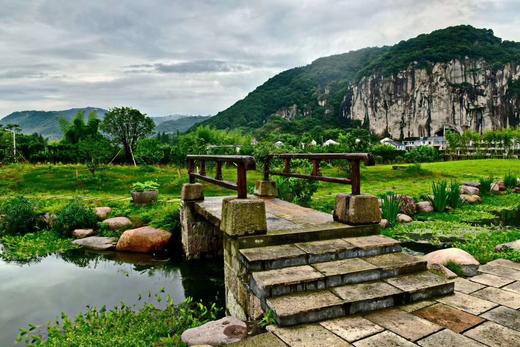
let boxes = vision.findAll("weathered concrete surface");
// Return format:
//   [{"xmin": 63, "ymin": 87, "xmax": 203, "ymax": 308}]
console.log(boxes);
[
  {"xmin": 471, "ymin": 286, "xmax": 520, "ymax": 309},
  {"xmin": 414, "ymin": 303, "xmax": 484, "ymax": 333},
  {"xmin": 365, "ymin": 308, "xmax": 442, "ymax": 341},
  {"xmin": 453, "ymin": 277, "xmax": 485, "ymax": 294},
  {"xmin": 220, "ymin": 197, "xmax": 267, "ymax": 236},
  {"xmin": 240, "ymin": 244, "xmax": 307, "ymax": 271},
  {"xmin": 334, "ymin": 194, "xmax": 381, "ymax": 225},
  {"xmin": 481, "ymin": 305, "xmax": 520, "ymax": 331},
  {"xmin": 268, "ymin": 324, "xmax": 351, "ymax": 347},
  {"xmin": 181, "ymin": 199, "xmax": 222, "ymax": 259},
  {"xmin": 464, "ymin": 321, "xmax": 520, "ymax": 346},
  {"xmin": 320, "ymin": 316, "xmax": 384, "ymax": 343},
  {"xmin": 470, "ymin": 273, "xmax": 515, "ymax": 288},
  {"xmin": 229, "ymin": 332, "xmax": 286, "ymax": 347},
  {"xmin": 354, "ymin": 331, "xmax": 416, "ymax": 347},
  {"xmin": 254, "ymin": 181, "xmax": 277, "ymax": 197},
  {"xmin": 418, "ymin": 329, "xmax": 486, "ymax": 347},
  {"xmin": 436, "ymin": 292, "xmax": 498, "ymax": 315},
  {"xmin": 181, "ymin": 183, "xmax": 204, "ymax": 201}
]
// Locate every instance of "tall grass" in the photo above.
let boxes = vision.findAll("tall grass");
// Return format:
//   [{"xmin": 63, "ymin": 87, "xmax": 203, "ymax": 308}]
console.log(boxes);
[
  {"xmin": 504, "ymin": 171, "xmax": 517, "ymax": 189},
  {"xmin": 381, "ymin": 193, "xmax": 402, "ymax": 226},
  {"xmin": 479, "ymin": 175, "xmax": 493, "ymax": 196},
  {"xmin": 447, "ymin": 181, "xmax": 462, "ymax": 208},
  {"xmin": 431, "ymin": 180, "xmax": 449, "ymax": 212}
]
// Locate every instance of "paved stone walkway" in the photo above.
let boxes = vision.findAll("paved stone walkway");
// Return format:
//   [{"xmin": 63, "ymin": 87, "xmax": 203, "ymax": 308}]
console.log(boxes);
[{"xmin": 232, "ymin": 258, "xmax": 520, "ymax": 347}]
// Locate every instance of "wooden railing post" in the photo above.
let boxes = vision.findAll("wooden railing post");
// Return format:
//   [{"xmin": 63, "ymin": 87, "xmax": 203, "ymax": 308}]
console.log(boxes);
[
  {"xmin": 188, "ymin": 158, "xmax": 195, "ymax": 184},
  {"xmin": 215, "ymin": 161, "xmax": 223, "ymax": 180},
  {"xmin": 350, "ymin": 159, "xmax": 361, "ymax": 195},
  {"xmin": 237, "ymin": 162, "xmax": 247, "ymax": 199}
]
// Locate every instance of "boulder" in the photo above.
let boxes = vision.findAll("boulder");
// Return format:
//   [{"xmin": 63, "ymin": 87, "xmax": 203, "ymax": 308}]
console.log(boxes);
[
  {"xmin": 462, "ymin": 182, "xmax": 480, "ymax": 188},
  {"xmin": 496, "ymin": 240, "xmax": 520, "ymax": 252},
  {"xmin": 116, "ymin": 226, "xmax": 172, "ymax": 253},
  {"xmin": 397, "ymin": 213, "xmax": 413, "ymax": 223},
  {"xmin": 398, "ymin": 195, "xmax": 416, "ymax": 215},
  {"xmin": 491, "ymin": 181, "xmax": 506, "ymax": 192},
  {"xmin": 416, "ymin": 201, "xmax": 434, "ymax": 213},
  {"xmin": 181, "ymin": 317, "xmax": 248, "ymax": 346},
  {"xmin": 461, "ymin": 194, "xmax": 481, "ymax": 204},
  {"xmin": 460, "ymin": 185, "xmax": 480, "ymax": 196},
  {"xmin": 423, "ymin": 248, "xmax": 480, "ymax": 277},
  {"xmin": 73, "ymin": 236, "xmax": 117, "ymax": 251},
  {"xmin": 103, "ymin": 217, "xmax": 132, "ymax": 231},
  {"xmin": 72, "ymin": 229, "xmax": 96, "ymax": 239},
  {"xmin": 379, "ymin": 219, "xmax": 390, "ymax": 229},
  {"xmin": 512, "ymin": 187, "xmax": 520, "ymax": 194},
  {"xmin": 95, "ymin": 207, "xmax": 112, "ymax": 220}
]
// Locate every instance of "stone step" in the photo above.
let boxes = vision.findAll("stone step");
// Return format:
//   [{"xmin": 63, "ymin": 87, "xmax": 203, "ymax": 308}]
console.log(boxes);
[
  {"xmin": 265, "ymin": 271, "xmax": 454, "ymax": 326},
  {"xmin": 240, "ymin": 235, "xmax": 401, "ymax": 271},
  {"xmin": 250, "ymin": 253, "xmax": 426, "ymax": 298}
]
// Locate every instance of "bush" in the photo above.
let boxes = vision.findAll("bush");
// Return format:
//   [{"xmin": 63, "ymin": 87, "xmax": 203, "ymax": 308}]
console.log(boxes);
[
  {"xmin": 0, "ymin": 197, "xmax": 39, "ymax": 236},
  {"xmin": 431, "ymin": 180, "xmax": 449, "ymax": 212},
  {"xmin": 274, "ymin": 176, "xmax": 319, "ymax": 207},
  {"xmin": 504, "ymin": 171, "xmax": 518, "ymax": 189},
  {"xmin": 53, "ymin": 200, "xmax": 98, "ymax": 237},
  {"xmin": 381, "ymin": 193, "xmax": 402, "ymax": 226},
  {"xmin": 404, "ymin": 146, "xmax": 441, "ymax": 163},
  {"xmin": 479, "ymin": 176, "xmax": 494, "ymax": 196},
  {"xmin": 447, "ymin": 181, "xmax": 462, "ymax": 209}
]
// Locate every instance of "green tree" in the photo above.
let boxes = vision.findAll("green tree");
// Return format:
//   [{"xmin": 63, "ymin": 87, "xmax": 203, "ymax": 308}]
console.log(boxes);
[
  {"xmin": 78, "ymin": 136, "xmax": 114, "ymax": 176},
  {"xmin": 101, "ymin": 107, "xmax": 155, "ymax": 165}
]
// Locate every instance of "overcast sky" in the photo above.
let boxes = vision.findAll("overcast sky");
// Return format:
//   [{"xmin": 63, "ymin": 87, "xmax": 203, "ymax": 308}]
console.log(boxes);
[{"xmin": 1, "ymin": 0, "xmax": 519, "ymax": 118}]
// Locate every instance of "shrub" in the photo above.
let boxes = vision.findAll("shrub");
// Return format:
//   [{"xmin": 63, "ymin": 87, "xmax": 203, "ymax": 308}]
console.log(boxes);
[
  {"xmin": 381, "ymin": 193, "xmax": 402, "ymax": 226},
  {"xmin": 0, "ymin": 197, "xmax": 39, "ymax": 236},
  {"xmin": 447, "ymin": 181, "xmax": 462, "ymax": 208},
  {"xmin": 479, "ymin": 176, "xmax": 494, "ymax": 196},
  {"xmin": 431, "ymin": 180, "xmax": 449, "ymax": 212},
  {"xmin": 404, "ymin": 146, "xmax": 441, "ymax": 163},
  {"xmin": 53, "ymin": 200, "xmax": 98, "ymax": 237},
  {"xmin": 131, "ymin": 181, "xmax": 160, "ymax": 192},
  {"xmin": 274, "ymin": 176, "xmax": 319, "ymax": 207},
  {"xmin": 504, "ymin": 171, "xmax": 517, "ymax": 189}
]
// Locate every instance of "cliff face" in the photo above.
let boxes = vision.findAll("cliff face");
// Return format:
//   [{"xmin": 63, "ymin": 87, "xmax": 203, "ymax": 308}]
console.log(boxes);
[{"xmin": 344, "ymin": 59, "xmax": 520, "ymax": 138}]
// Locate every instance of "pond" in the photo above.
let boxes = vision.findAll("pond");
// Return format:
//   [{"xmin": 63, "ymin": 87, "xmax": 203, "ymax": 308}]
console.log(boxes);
[{"xmin": 0, "ymin": 249, "xmax": 224, "ymax": 346}]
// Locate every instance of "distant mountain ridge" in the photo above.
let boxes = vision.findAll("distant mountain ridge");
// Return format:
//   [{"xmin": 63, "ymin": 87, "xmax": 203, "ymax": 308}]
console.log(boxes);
[
  {"xmin": 1, "ymin": 108, "xmax": 210, "ymax": 139},
  {"xmin": 1, "ymin": 107, "xmax": 108, "ymax": 139}
]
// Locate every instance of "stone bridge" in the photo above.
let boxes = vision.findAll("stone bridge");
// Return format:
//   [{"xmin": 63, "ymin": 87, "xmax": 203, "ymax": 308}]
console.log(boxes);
[{"xmin": 180, "ymin": 154, "xmax": 453, "ymax": 325}]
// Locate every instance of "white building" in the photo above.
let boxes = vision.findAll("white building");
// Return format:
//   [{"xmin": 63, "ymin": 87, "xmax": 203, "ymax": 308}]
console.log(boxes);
[
  {"xmin": 380, "ymin": 137, "xmax": 405, "ymax": 151},
  {"xmin": 403, "ymin": 136, "xmax": 446, "ymax": 150}
]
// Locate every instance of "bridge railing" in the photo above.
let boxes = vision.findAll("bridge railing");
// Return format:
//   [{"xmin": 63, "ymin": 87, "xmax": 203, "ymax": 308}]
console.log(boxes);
[
  {"xmin": 187, "ymin": 155, "xmax": 256, "ymax": 199},
  {"xmin": 263, "ymin": 153, "xmax": 374, "ymax": 195}
]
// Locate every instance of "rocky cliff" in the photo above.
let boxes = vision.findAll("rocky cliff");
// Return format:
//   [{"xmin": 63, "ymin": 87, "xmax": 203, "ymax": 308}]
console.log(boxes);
[
  {"xmin": 345, "ymin": 59, "xmax": 520, "ymax": 138},
  {"xmin": 200, "ymin": 26, "xmax": 520, "ymax": 137}
]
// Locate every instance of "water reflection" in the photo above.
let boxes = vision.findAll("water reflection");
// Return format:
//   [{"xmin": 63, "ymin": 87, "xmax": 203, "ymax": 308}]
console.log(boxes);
[{"xmin": 0, "ymin": 249, "xmax": 223, "ymax": 346}]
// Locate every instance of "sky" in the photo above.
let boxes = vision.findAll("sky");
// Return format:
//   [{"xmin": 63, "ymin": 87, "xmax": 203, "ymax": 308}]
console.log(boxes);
[{"xmin": 1, "ymin": 0, "xmax": 520, "ymax": 118}]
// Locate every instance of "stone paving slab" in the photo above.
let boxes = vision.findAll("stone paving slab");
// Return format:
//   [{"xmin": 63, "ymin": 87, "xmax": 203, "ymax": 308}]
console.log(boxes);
[
  {"xmin": 319, "ymin": 316, "xmax": 384, "ymax": 343},
  {"xmin": 332, "ymin": 282, "xmax": 403, "ymax": 302},
  {"xmin": 416, "ymin": 329, "xmax": 485, "ymax": 347},
  {"xmin": 436, "ymin": 292, "xmax": 498, "ymax": 315},
  {"xmin": 364, "ymin": 308, "xmax": 442, "ymax": 341},
  {"xmin": 353, "ymin": 331, "xmax": 417, "ymax": 347},
  {"xmin": 453, "ymin": 277, "xmax": 485, "ymax": 294},
  {"xmin": 487, "ymin": 258, "xmax": 520, "ymax": 271},
  {"xmin": 471, "ymin": 286, "xmax": 520, "ymax": 309},
  {"xmin": 252, "ymin": 265, "xmax": 325, "ymax": 297},
  {"xmin": 464, "ymin": 321, "xmax": 520, "ymax": 347},
  {"xmin": 229, "ymin": 332, "xmax": 286, "ymax": 347},
  {"xmin": 413, "ymin": 303, "xmax": 484, "ymax": 333},
  {"xmin": 345, "ymin": 235, "xmax": 400, "ymax": 251},
  {"xmin": 470, "ymin": 273, "xmax": 515, "ymax": 288},
  {"xmin": 502, "ymin": 280, "xmax": 520, "ymax": 294},
  {"xmin": 267, "ymin": 290, "xmax": 345, "ymax": 326},
  {"xmin": 240, "ymin": 243, "xmax": 306, "ymax": 263},
  {"xmin": 269, "ymin": 324, "xmax": 352, "ymax": 347},
  {"xmin": 363, "ymin": 253, "xmax": 426, "ymax": 275},
  {"xmin": 478, "ymin": 263, "xmax": 520, "ymax": 281},
  {"xmin": 295, "ymin": 239, "xmax": 355, "ymax": 263},
  {"xmin": 312, "ymin": 258, "xmax": 377, "ymax": 279},
  {"xmin": 399, "ymin": 300, "xmax": 435, "ymax": 312},
  {"xmin": 481, "ymin": 305, "xmax": 520, "ymax": 332}
]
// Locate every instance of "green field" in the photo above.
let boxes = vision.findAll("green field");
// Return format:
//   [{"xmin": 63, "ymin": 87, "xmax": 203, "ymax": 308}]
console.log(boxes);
[{"xmin": 1, "ymin": 159, "xmax": 518, "ymax": 201}]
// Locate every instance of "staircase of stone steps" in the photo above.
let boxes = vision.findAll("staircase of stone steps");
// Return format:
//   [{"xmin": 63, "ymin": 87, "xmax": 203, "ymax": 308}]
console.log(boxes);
[{"xmin": 238, "ymin": 235, "xmax": 454, "ymax": 326}]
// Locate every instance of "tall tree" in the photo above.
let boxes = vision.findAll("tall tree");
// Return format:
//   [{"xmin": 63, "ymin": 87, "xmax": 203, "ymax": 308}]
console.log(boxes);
[{"xmin": 101, "ymin": 107, "xmax": 155, "ymax": 165}]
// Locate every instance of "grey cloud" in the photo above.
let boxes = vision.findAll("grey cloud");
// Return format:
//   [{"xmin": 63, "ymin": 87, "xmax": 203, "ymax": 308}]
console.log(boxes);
[{"xmin": 0, "ymin": 0, "xmax": 519, "ymax": 118}]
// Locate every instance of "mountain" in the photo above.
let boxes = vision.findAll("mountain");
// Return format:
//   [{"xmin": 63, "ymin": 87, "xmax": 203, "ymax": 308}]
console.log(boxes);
[
  {"xmin": 155, "ymin": 116, "xmax": 212, "ymax": 134},
  {"xmin": 0, "ymin": 108, "xmax": 207, "ymax": 139},
  {"xmin": 0, "ymin": 107, "xmax": 108, "ymax": 139},
  {"xmin": 201, "ymin": 25, "xmax": 520, "ymax": 138}
]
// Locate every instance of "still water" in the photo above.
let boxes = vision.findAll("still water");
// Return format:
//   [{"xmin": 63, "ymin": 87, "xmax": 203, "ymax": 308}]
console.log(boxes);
[{"xmin": 0, "ymin": 249, "xmax": 224, "ymax": 346}]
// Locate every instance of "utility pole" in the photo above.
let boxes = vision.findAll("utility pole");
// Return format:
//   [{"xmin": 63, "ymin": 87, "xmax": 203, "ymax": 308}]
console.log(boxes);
[{"xmin": 6, "ymin": 124, "xmax": 20, "ymax": 162}]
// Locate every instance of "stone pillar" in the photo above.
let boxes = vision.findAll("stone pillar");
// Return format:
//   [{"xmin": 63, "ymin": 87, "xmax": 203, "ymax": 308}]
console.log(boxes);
[
  {"xmin": 254, "ymin": 180, "xmax": 278, "ymax": 198},
  {"xmin": 333, "ymin": 193, "xmax": 381, "ymax": 225},
  {"xmin": 181, "ymin": 183, "xmax": 223, "ymax": 259},
  {"xmin": 222, "ymin": 197, "xmax": 267, "ymax": 320}
]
